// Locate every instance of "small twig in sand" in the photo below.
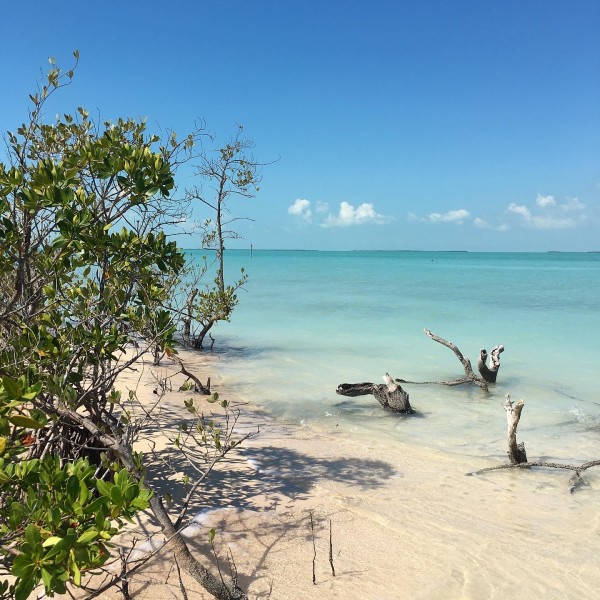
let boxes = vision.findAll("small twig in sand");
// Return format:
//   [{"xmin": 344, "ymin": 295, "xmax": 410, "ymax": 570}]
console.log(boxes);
[
  {"xmin": 329, "ymin": 519, "xmax": 336, "ymax": 577},
  {"xmin": 118, "ymin": 548, "xmax": 132, "ymax": 600},
  {"xmin": 174, "ymin": 553, "xmax": 189, "ymax": 600},
  {"xmin": 309, "ymin": 511, "xmax": 317, "ymax": 585},
  {"xmin": 208, "ymin": 528, "xmax": 225, "ymax": 585},
  {"xmin": 227, "ymin": 548, "xmax": 239, "ymax": 590}
]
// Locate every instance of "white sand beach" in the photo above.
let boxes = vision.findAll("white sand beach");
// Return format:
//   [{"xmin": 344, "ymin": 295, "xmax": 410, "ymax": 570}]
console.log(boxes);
[{"xmin": 108, "ymin": 348, "xmax": 600, "ymax": 599}]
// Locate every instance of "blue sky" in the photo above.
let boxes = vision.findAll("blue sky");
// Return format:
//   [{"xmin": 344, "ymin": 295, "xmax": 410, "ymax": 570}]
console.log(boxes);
[{"xmin": 1, "ymin": 0, "xmax": 599, "ymax": 251}]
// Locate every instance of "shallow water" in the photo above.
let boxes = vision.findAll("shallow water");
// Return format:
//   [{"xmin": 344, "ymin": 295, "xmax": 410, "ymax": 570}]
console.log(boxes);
[{"xmin": 187, "ymin": 250, "xmax": 600, "ymax": 465}]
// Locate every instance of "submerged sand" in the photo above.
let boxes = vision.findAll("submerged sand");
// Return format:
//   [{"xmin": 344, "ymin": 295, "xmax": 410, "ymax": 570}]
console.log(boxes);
[{"xmin": 107, "ymin": 348, "xmax": 600, "ymax": 599}]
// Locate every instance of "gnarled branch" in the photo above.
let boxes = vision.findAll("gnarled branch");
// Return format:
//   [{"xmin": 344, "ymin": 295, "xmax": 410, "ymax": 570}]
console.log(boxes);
[
  {"xmin": 478, "ymin": 345, "xmax": 504, "ymax": 383},
  {"xmin": 337, "ymin": 373, "xmax": 413, "ymax": 413},
  {"xmin": 169, "ymin": 353, "xmax": 211, "ymax": 394}
]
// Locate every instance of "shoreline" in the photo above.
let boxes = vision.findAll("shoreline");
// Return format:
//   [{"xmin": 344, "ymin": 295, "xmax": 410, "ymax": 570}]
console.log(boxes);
[{"xmin": 107, "ymin": 347, "xmax": 600, "ymax": 599}]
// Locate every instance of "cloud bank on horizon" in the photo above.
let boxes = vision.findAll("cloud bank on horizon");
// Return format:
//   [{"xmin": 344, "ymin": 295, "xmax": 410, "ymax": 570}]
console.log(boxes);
[
  {"xmin": 409, "ymin": 193, "xmax": 588, "ymax": 231},
  {"xmin": 288, "ymin": 199, "xmax": 393, "ymax": 228},
  {"xmin": 288, "ymin": 193, "xmax": 590, "ymax": 234}
]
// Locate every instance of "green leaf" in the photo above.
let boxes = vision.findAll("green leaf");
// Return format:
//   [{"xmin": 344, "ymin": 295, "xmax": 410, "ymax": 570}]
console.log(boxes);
[
  {"xmin": 79, "ymin": 480, "xmax": 89, "ymax": 505},
  {"xmin": 76, "ymin": 528, "xmax": 98, "ymax": 544},
  {"xmin": 14, "ymin": 576, "xmax": 35, "ymax": 600},
  {"xmin": 24, "ymin": 524, "xmax": 41, "ymax": 547},
  {"xmin": 115, "ymin": 468, "xmax": 129, "ymax": 488},
  {"xmin": 96, "ymin": 479, "xmax": 112, "ymax": 497},
  {"xmin": 42, "ymin": 536, "xmax": 63, "ymax": 548},
  {"xmin": 208, "ymin": 528, "xmax": 216, "ymax": 544},
  {"xmin": 65, "ymin": 475, "xmax": 80, "ymax": 501},
  {"xmin": 21, "ymin": 381, "xmax": 43, "ymax": 401},
  {"xmin": 69, "ymin": 549, "xmax": 81, "ymax": 586},
  {"xmin": 41, "ymin": 567, "xmax": 53, "ymax": 591},
  {"xmin": 110, "ymin": 485, "xmax": 123, "ymax": 505},
  {"xmin": 2, "ymin": 376, "xmax": 20, "ymax": 399},
  {"xmin": 9, "ymin": 415, "xmax": 44, "ymax": 430}
]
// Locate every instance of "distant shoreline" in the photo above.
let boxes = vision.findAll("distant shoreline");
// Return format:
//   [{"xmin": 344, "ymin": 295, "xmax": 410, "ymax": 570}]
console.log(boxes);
[{"xmin": 191, "ymin": 247, "xmax": 600, "ymax": 254}]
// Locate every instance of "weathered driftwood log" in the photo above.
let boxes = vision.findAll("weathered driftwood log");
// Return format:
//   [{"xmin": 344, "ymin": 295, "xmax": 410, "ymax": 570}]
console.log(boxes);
[
  {"xmin": 478, "ymin": 345, "xmax": 504, "ymax": 383},
  {"xmin": 335, "ymin": 382, "xmax": 376, "ymax": 397},
  {"xmin": 336, "ymin": 373, "xmax": 413, "ymax": 413},
  {"xmin": 503, "ymin": 395, "xmax": 527, "ymax": 464},
  {"xmin": 468, "ymin": 395, "xmax": 600, "ymax": 492},
  {"xmin": 423, "ymin": 329, "xmax": 489, "ymax": 389},
  {"xmin": 396, "ymin": 330, "xmax": 505, "ymax": 391}
]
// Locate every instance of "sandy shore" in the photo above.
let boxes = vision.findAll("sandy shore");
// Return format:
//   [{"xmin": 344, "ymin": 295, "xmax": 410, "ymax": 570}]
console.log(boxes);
[{"xmin": 104, "ymin": 348, "xmax": 600, "ymax": 599}]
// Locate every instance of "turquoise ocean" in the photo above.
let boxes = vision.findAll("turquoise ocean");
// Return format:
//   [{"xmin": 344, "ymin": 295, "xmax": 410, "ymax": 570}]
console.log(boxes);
[{"xmin": 187, "ymin": 250, "xmax": 600, "ymax": 465}]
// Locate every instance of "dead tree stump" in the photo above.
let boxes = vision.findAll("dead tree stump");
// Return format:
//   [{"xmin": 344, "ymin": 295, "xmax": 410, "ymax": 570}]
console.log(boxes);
[
  {"xmin": 478, "ymin": 345, "xmax": 504, "ymax": 383},
  {"xmin": 503, "ymin": 395, "xmax": 527, "ymax": 464},
  {"xmin": 336, "ymin": 373, "xmax": 413, "ymax": 413}
]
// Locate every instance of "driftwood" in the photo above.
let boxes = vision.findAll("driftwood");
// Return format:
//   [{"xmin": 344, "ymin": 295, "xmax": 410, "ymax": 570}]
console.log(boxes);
[
  {"xmin": 478, "ymin": 345, "xmax": 504, "ymax": 383},
  {"xmin": 469, "ymin": 394, "xmax": 600, "ymax": 492},
  {"xmin": 337, "ymin": 330, "xmax": 503, "ymax": 414},
  {"xmin": 395, "ymin": 329, "xmax": 504, "ymax": 392},
  {"xmin": 169, "ymin": 353, "xmax": 211, "ymax": 394},
  {"xmin": 503, "ymin": 395, "xmax": 527, "ymax": 464},
  {"xmin": 336, "ymin": 373, "xmax": 413, "ymax": 413}
]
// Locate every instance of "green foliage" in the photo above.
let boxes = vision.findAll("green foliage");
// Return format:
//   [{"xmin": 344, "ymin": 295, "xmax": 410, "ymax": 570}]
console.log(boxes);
[
  {"xmin": 185, "ymin": 124, "xmax": 262, "ymax": 349},
  {"xmin": 0, "ymin": 375, "xmax": 152, "ymax": 599},
  {"xmin": 0, "ymin": 57, "xmax": 192, "ymax": 597},
  {"xmin": 1, "ymin": 458, "xmax": 151, "ymax": 600},
  {"xmin": 0, "ymin": 55, "xmax": 254, "ymax": 599}
]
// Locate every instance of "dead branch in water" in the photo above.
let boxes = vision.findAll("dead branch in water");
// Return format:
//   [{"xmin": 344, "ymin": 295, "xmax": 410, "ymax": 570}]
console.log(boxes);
[
  {"xmin": 503, "ymin": 395, "xmax": 527, "ymax": 464},
  {"xmin": 393, "ymin": 329, "xmax": 505, "ymax": 392},
  {"xmin": 468, "ymin": 395, "xmax": 600, "ymax": 492},
  {"xmin": 478, "ymin": 345, "xmax": 504, "ymax": 383},
  {"xmin": 336, "ymin": 373, "xmax": 413, "ymax": 413}
]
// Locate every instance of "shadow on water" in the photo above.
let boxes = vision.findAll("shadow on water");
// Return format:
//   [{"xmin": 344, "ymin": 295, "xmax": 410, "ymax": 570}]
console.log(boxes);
[
  {"xmin": 332, "ymin": 398, "xmax": 427, "ymax": 420},
  {"xmin": 185, "ymin": 339, "xmax": 282, "ymax": 360}
]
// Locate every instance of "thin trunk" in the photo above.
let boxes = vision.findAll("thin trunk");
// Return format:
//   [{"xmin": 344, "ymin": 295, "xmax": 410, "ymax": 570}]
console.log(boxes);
[
  {"xmin": 57, "ymin": 407, "xmax": 245, "ymax": 599},
  {"xmin": 503, "ymin": 395, "xmax": 527, "ymax": 464}
]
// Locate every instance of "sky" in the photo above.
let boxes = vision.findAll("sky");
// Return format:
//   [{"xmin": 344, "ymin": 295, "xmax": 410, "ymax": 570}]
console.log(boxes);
[{"xmin": 1, "ymin": 0, "xmax": 599, "ymax": 251}]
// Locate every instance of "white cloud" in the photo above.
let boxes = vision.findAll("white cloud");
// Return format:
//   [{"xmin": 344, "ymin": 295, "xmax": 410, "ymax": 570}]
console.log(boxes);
[
  {"xmin": 288, "ymin": 198, "xmax": 391, "ymax": 228},
  {"xmin": 532, "ymin": 215, "xmax": 577, "ymax": 229},
  {"xmin": 288, "ymin": 198, "xmax": 312, "ymax": 222},
  {"xmin": 408, "ymin": 193, "xmax": 589, "ymax": 235},
  {"xmin": 561, "ymin": 196, "xmax": 585, "ymax": 212},
  {"xmin": 508, "ymin": 201, "xmax": 580, "ymax": 229},
  {"xmin": 508, "ymin": 203, "xmax": 532, "ymax": 220},
  {"xmin": 473, "ymin": 217, "xmax": 509, "ymax": 232},
  {"xmin": 321, "ymin": 201, "xmax": 391, "ymax": 228},
  {"xmin": 426, "ymin": 209, "xmax": 471, "ymax": 224},
  {"xmin": 408, "ymin": 208, "xmax": 471, "ymax": 225},
  {"xmin": 536, "ymin": 194, "xmax": 556, "ymax": 207}
]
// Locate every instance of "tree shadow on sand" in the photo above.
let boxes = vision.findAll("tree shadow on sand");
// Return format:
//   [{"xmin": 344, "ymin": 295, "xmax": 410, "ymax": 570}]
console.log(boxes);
[
  {"xmin": 124, "ymin": 396, "xmax": 398, "ymax": 596},
  {"xmin": 142, "ymin": 423, "xmax": 397, "ymax": 515},
  {"xmin": 133, "ymin": 432, "xmax": 397, "ymax": 597}
]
